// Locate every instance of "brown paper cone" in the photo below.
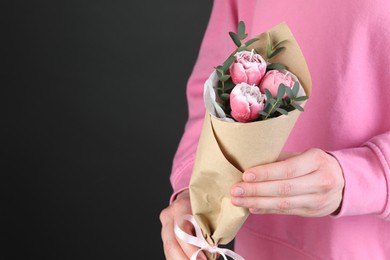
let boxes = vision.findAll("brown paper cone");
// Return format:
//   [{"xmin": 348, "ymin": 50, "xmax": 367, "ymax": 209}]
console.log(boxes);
[
  {"xmin": 250, "ymin": 22, "xmax": 312, "ymax": 96},
  {"xmin": 188, "ymin": 22, "xmax": 312, "ymax": 259}
]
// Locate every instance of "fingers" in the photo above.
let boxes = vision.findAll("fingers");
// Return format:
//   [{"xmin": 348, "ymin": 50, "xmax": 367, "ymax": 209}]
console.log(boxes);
[
  {"xmin": 160, "ymin": 207, "xmax": 189, "ymax": 259},
  {"xmin": 232, "ymin": 194, "xmax": 331, "ymax": 216},
  {"xmin": 160, "ymin": 192, "xmax": 207, "ymax": 260},
  {"xmin": 231, "ymin": 171, "xmax": 329, "ymax": 197},
  {"xmin": 230, "ymin": 148, "xmax": 345, "ymax": 217},
  {"xmin": 243, "ymin": 148, "xmax": 322, "ymax": 182}
]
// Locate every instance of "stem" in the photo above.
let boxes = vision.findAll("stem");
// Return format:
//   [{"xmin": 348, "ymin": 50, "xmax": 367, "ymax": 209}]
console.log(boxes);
[{"xmin": 264, "ymin": 100, "xmax": 279, "ymax": 120}]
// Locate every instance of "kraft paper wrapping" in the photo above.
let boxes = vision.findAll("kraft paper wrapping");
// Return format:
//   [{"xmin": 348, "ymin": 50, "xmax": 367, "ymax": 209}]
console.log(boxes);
[{"xmin": 189, "ymin": 22, "xmax": 312, "ymax": 259}]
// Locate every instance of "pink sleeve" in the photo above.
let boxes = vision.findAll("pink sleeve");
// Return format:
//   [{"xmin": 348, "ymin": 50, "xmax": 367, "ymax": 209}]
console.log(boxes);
[
  {"xmin": 330, "ymin": 131, "xmax": 390, "ymax": 220},
  {"xmin": 169, "ymin": 0, "xmax": 255, "ymax": 203}
]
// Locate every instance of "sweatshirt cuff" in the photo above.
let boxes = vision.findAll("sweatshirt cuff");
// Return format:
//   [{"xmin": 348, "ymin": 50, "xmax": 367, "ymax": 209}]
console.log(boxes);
[
  {"xmin": 329, "ymin": 145, "xmax": 387, "ymax": 218},
  {"xmin": 169, "ymin": 161, "xmax": 194, "ymax": 204}
]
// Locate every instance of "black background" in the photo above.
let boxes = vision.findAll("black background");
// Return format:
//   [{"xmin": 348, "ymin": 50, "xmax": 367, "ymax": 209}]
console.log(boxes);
[{"xmin": 3, "ymin": 1, "xmax": 213, "ymax": 259}]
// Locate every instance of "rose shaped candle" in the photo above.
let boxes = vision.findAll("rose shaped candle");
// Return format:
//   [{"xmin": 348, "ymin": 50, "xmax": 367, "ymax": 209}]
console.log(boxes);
[
  {"xmin": 230, "ymin": 83, "xmax": 265, "ymax": 123},
  {"xmin": 229, "ymin": 50, "xmax": 267, "ymax": 85},
  {"xmin": 259, "ymin": 69, "xmax": 295, "ymax": 97}
]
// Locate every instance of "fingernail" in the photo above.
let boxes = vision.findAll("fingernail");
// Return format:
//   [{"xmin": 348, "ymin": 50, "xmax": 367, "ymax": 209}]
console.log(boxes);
[
  {"xmin": 244, "ymin": 172, "xmax": 256, "ymax": 181},
  {"xmin": 232, "ymin": 187, "xmax": 244, "ymax": 196}
]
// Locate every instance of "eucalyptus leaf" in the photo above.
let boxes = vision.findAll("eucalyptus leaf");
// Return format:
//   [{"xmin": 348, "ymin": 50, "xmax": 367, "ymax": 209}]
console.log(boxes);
[
  {"xmin": 222, "ymin": 55, "xmax": 236, "ymax": 71},
  {"xmin": 291, "ymin": 103, "xmax": 304, "ymax": 111},
  {"xmin": 266, "ymin": 63, "xmax": 286, "ymax": 70},
  {"xmin": 220, "ymin": 75, "xmax": 231, "ymax": 82},
  {"xmin": 268, "ymin": 32, "xmax": 273, "ymax": 46},
  {"xmin": 295, "ymin": 95, "xmax": 309, "ymax": 102},
  {"xmin": 264, "ymin": 88, "xmax": 273, "ymax": 100},
  {"xmin": 229, "ymin": 32, "xmax": 242, "ymax": 47},
  {"xmin": 223, "ymin": 80, "xmax": 235, "ymax": 91},
  {"xmin": 244, "ymin": 38, "xmax": 259, "ymax": 47},
  {"xmin": 276, "ymin": 108, "xmax": 288, "ymax": 115},
  {"xmin": 263, "ymin": 102, "xmax": 271, "ymax": 111},
  {"xmin": 237, "ymin": 45, "xmax": 247, "ymax": 52},
  {"xmin": 274, "ymin": 40, "xmax": 288, "ymax": 49},
  {"xmin": 285, "ymin": 86, "xmax": 294, "ymax": 99},
  {"xmin": 269, "ymin": 47, "xmax": 286, "ymax": 59},
  {"xmin": 238, "ymin": 21, "xmax": 245, "ymax": 36},
  {"xmin": 216, "ymin": 71, "xmax": 224, "ymax": 80},
  {"xmin": 239, "ymin": 33, "xmax": 248, "ymax": 40},
  {"xmin": 217, "ymin": 67, "xmax": 224, "ymax": 74},
  {"xmin": 221, "ymin": 93, "xmax": 230, "ymax": 101},
  {"xmin": 277, "ymin": 84, "xmax": 286, "ymax": 101},
  {"xmin": 260, "ymin": 111, "xmax": 268, "ymax": 117},
  {"xmin": 292, "ymin": 81, "xmax": 300, "ymax": 96},
  {"xmin": 268, "ymin": 98, "xmax": 276, "ymax": 105},
  {"xmin": 266, "ymin": 43, "xmax": 272, "ymax": 58}
]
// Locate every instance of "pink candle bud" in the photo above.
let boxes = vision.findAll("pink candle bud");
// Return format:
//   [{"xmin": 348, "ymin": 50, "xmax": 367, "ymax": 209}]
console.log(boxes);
[
  {"xmin": 230, "ymin": 83, "xmax": 265, "ymax": 123},
  {"xmin": 259, "ymin": 70, "xmax": 295, "ymax": 97},
  {"xmin": 229, "ymin": 50, "xmax": 267, "ymax": 86}
]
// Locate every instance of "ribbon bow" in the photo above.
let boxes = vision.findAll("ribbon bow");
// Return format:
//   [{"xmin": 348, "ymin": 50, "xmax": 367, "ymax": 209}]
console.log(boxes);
[{"xmin": 174, "ymin": 214, "xmax": 245, "ymax": 260}]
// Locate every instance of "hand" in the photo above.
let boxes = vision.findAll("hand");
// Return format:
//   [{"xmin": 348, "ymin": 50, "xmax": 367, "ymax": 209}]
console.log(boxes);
[
  {"xmin": 230, "ymin": 148, "xmax": 345, "ymax": 217},
  {"xmin": 160, "ymin": 190, "xmax": 207, "ymax": 260}
]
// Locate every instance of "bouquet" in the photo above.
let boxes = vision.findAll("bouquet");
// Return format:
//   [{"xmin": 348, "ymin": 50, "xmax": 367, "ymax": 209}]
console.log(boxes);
[{"xmin": 174, "ymin": 21, "xmax": 312, "ymax": 260}]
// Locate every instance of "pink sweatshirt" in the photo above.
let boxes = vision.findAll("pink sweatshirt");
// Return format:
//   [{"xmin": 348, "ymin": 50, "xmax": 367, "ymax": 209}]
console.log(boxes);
[{"xmin": 169, "ymin": 0, "xmax": 390, "ymax": 259}]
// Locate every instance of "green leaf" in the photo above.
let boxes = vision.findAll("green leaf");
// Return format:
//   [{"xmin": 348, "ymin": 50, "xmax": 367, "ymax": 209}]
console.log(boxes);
[
  {"xmin": 276, "ymin": 108, "xmax": 288, "ymax": 115},
  {"xmin": 221, "ymin": 93, "xmax": 230, "ymax": 101},
  {"xmin": 222, "ymin": 55, "xmax": 235, "ymax": 71},
  {"xmin": 277, "ymin": 84, "xmax": 286, "ymax": 101},
  {"xmin": 268, "ymin": 32, "xmax": 273, "ymax": 46},
  {"xmin": 216, "ymin": 70, "xmax": 223, "ymax": 79},
  {"xmin": 264, "ymin": 88, "xmax": 274, "ymax": 100},
  {"xmin": 285, "ymin": 86, "xmax": 293, "ymax": 99},
  {"xmin": 269, "ymin": 47, "xmax": 286, "ymax": 59},
  {"xmin": 274, "ymin": 40, "xmax": 288, "ymax": 49},
  {"xmin": 237, "ymin": 45, "xmax": 247, "ymax": 52},
  {"xmin": 215, "ymin": 65, "xmax": 224, "ymax": 72},
  {"xmin": 266, "ymin": 44, "xmax": 272, "ymax": 58},
  {"xmin": 292, "ymin": 81, "xmax": 300, "ymax": 96},
  {"xmin": 239, "ymin": 33, "xmax": 248, "ymax": 40},
  {"xmin": 238, "ymin": 21, "xmax": 245, "ymax": 36},
  {"xmin": 295, "ymin": 95, "xmax": 309, "ymax": 102},
  {"xmin": 229, "ymin": 32, "xmax": 242, "ymax": 47},
  {"xmin": 244, "ymin": 38, "xmax": 259, "ymax": 47},
  {"xmin": 291, "ymin": 103, "xmax": 305, "ymax": 111},
  {"xmin": 220, "ymin": 75, "xmax": 231, "ymax": 82},
  {"xmin": 263, "ymin": 103, "xmax": 271, "ymax": 111},
  {"xmin": 268, "ymin": 98, "xmax": 276, "ymax": 105},
  {"xmin": 260, "ymin": 111, "xmax": 268, "ymax": 116},
  {"xmin": 223, "ymin": 80, "xmax": 235, "ymax": 91},
  {"xmin": 266, "ymin": 63, "xmax": 286, "ymax": 71}
]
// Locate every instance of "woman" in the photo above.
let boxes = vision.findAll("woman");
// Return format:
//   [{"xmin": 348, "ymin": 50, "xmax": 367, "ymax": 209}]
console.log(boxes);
[{"xmin": 160, "ymin": 0, "xmax": 390, "ymax": 259}]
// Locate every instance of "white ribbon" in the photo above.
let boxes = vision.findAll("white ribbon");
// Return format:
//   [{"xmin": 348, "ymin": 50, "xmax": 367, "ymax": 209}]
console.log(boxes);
[{"xmin": 174, "ymin": 214, "xmax": 245, "ymax": 260}]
